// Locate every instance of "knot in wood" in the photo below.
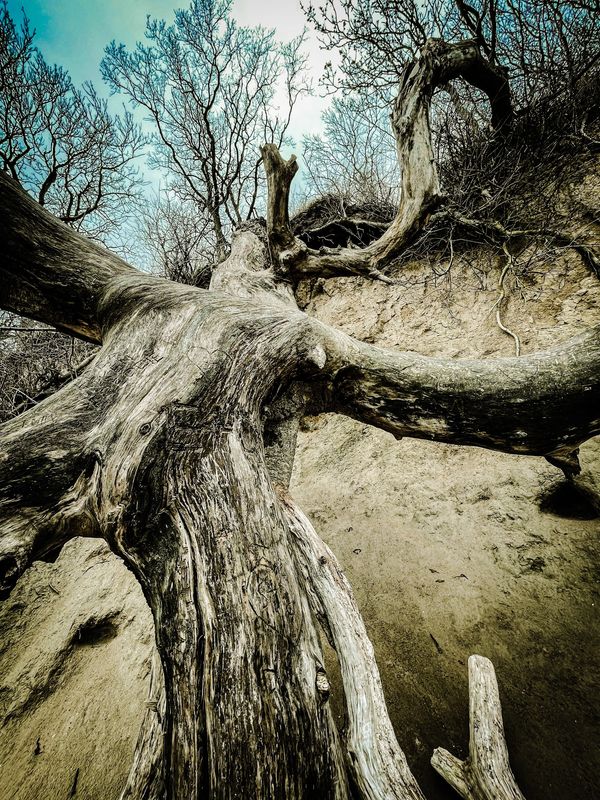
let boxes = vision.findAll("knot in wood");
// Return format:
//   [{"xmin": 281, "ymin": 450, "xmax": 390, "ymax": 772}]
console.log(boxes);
[
  {"xmin": 306, "ymin": 345, "xmax": 327, "ymax": 371},
  {"xmin": 315, "ymin": 667, "xmax": 330, "ymax": 702}
]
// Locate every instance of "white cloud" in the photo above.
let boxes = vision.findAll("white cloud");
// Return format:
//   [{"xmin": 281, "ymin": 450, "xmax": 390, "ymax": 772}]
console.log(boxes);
[{"xmin": 231, "ymin": 0, "xmax": 329, "ymax": 147}]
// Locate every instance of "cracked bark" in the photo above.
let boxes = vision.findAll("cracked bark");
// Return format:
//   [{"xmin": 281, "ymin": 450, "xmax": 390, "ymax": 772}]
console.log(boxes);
[{"xmin": 0, "ymin": 35, "xmax": 594, "ymax": 799}]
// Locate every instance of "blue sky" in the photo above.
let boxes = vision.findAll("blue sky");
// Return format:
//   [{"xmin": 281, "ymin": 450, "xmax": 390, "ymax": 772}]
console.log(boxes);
[
  {"xmin": 7, "ymin": 0, "xmax": 329, "ymax": 144},
  {"xmin": 6, "ymin": 1, "xmax": 179, "ymax": 85}
]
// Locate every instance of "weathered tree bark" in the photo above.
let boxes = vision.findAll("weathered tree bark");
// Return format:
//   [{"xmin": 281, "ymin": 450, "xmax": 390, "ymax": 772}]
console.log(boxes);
[
  {"xmin": 0, "ymin": 171, "xmax": 134, "ymax": 341},
  {"xmin": 0, "ymin": 363, "xmax": 104, "ymax": 598},
  {"xmin": 316, "ymin": 323, "xmax": 600, "ymax": 456},
  {"xmin": 431, "ymin": 655, "xmax": 526, "ymax": 800},
  {"xmin": 0, "ymin": 28, "xmax": 597, "ymax": 795},
  {"xmin": 2, "ymin": 274, "xmax": 348, "ymax": 797},
  {"xmin": 1, "ymin": 140, "xmax": 599, "ymax": 798},
  {"xmin": 111, "ymin": 356, "xmax": 347, "ymax": 798}
]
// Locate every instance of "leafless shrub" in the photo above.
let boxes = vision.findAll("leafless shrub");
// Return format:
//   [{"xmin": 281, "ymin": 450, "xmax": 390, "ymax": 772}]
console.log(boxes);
[
  {"xmin": 302, "ymin": 96, "xmax": 399, "ymax": 207},
  {"xmin": 139, "ymin": 193, "xmax": 215, "ymax": 286},
  {"xmin": 0, "ymin": 313, "xmax": 94, "ymax": 423}
]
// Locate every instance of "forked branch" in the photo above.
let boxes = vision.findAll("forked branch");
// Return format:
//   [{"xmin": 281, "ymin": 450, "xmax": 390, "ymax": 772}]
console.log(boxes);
[
  {"xmin": 261, "ymin": 144, "xmax": 302, "ymax": 257},
  {"xmin": 431, "ymin": 655, "xmax": 526, "ymax": 800}
]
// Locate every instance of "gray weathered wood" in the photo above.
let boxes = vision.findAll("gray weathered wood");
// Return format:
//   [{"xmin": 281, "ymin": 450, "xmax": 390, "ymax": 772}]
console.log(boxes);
[
  {"xmin": 0, "ymin": 33, "xmax": 595, "ymax": 795},
  {"xmin": 270, "ymin": 39, "xmax": 512, "ymax": 281},
  {"xmin": 282, "ymin": 490, "xmax": 426, "ymax": 800},
  {"xmin": 316, "ymin": 321, "xmax": 600, "ymax": 456},
  {"xmin": 431, "ymin": 655, "xmax": 526, "ymax": 800},
  {"xmin": 0, "ymin": 171, "xmax": 134, "ymax": 341}
]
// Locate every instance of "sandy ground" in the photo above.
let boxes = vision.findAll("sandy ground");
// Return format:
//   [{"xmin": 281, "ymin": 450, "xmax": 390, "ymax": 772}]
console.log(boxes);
[
  {"xmin": 0, "ymin": 244, "xmax": 598, "ymax": 800},
  {"xmin": 0, "ymin": 540, "xmax": 153, "ymax": 800},
  {"xmin": 293, "ymin": 420, "xmax": 600, "ymax": 800},
  {"xmin": 292, "ymin": 248, "xmax": 600, "ymax": 800}
]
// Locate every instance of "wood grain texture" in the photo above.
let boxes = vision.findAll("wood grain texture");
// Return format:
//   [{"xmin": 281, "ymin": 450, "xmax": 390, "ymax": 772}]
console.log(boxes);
[
  {"xmin": 0, "ymin": 35, "xmax": 595, "ymax": 793},
  {"xmin": 431, "ymin": 655, "xmax": 526, "ymax": 800}
]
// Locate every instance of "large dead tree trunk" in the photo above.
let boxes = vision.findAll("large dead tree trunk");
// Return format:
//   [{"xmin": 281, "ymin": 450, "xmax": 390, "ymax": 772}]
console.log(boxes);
[
  {"xmin": 1, "ymin": 35, "xmax": 598, "ymax": 800},
  {"xmin": 1, "ymin": 161, "xmax": 598, "ymax": 799}
]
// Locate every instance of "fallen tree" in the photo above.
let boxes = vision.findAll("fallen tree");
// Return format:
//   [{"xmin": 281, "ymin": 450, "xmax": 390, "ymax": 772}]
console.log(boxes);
[{"xmin": 1, "ymin": 33, "xmax": 599, "ymax": 800}]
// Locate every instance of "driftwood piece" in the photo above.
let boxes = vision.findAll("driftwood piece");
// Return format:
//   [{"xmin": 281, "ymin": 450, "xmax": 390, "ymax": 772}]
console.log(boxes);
[
  {"xmin": 281, "ymin": 490, "xmax": 426, "ymax": 800},
  {"xmin": 431, "ymin": 655, "xmax": 526, "ymax": 800}
]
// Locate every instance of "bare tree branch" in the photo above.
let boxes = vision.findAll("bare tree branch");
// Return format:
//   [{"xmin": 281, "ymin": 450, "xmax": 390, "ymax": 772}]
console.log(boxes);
[
  {"xmin": 432, "ymin": 655, "xmax": 526, "ymax": 800},
  {"xmin": 0, "ymin": 3, "xmax": 144, "ymax": 240},
  {"xmin": 265, "ymin": 39, "xmax": 512, "ymax": 282},
  {"xmin": 317, "ymin": 321, "xmax": 600, "ymax": 457},
  {"xmin": 0, "ymin": 171, "xmax": 135, "ymax": 340}
]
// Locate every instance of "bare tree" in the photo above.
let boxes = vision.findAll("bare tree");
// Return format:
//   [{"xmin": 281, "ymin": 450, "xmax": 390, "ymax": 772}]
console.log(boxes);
[
  {"xmin": 305, "ymin": 0, "xmax": 600, "ymax": 111},
  {"xmin": 102, "ymin": 0, "xmax": 310, "ymax": 262},
  {"xmin": 140, "ymin": 192, "xmax": 214, "ymax": 287},
  {"xmin": 0, "ymin": 1, "xmax": 145, "ymax": 241},
  {"xmin": 0, "ymin": 1, "xmax": 145, "ymax": 422},
  {"xmin": 303, "ymin": 0, "xmax": 600, "ymax": 238},
  {"xmin": 302, "ymin": 94, "xmax": 399, "ymax": 206},
  {"xmin": 1, "ymin": 6, "xmax": 599, "ymax": 789}
]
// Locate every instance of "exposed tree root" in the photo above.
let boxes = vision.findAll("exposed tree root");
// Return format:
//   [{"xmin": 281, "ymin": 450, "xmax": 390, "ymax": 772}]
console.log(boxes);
[
  {"xmin": 494, "ymin": 243, "xmax": 521, "ymax": 356},
  {"xmin": 432, "ymin": 208, "xmax": 600, "ymax": 278},
  {"xmin": 121, "ymin": 653, "xmax": 165, "ymax": 800},
  {"xmin": 281, "ymin": 490, "xmax": 426, "ymax": 800}
]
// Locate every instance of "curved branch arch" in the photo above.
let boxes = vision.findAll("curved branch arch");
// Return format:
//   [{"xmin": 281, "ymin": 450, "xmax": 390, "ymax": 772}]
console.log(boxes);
[{"xmin": 268, "ymin": 38, "xmax": 512, "ymax": 281}]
